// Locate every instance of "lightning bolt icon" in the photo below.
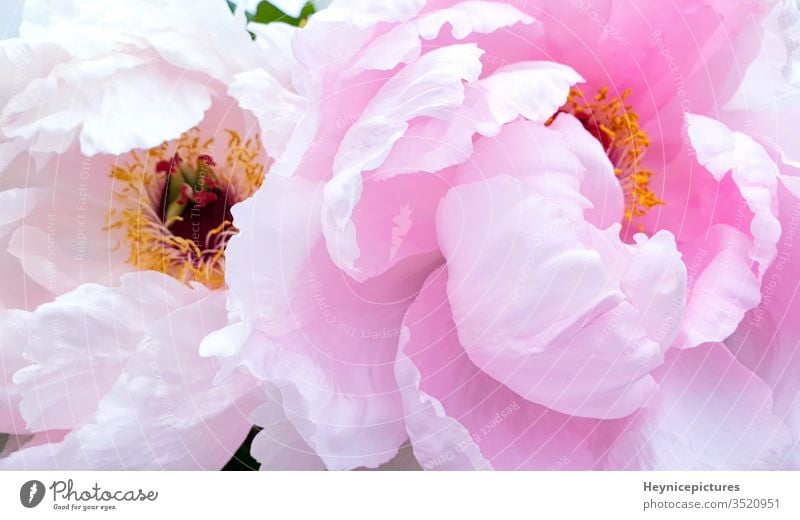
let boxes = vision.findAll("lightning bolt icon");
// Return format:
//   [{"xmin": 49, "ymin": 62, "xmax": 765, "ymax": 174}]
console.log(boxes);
[{"xmin": 28, "ymin": 482, "xmax": 37, "ymax": 504}]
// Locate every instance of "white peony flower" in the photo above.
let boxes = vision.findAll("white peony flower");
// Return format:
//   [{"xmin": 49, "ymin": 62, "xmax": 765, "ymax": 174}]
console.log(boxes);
[{"xmin": 0, "ymin": 0, "xmax": 296, "ymax": 469}]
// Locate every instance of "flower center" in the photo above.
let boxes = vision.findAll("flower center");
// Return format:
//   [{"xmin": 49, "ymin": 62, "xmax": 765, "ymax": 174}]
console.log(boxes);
[
  {"xmin": 108, "ymin": 129, "xmax": 266, "ymax": 288},
  {"xmin": 554, "ymin": 86, "xmax": 663, "ymax": 225}
]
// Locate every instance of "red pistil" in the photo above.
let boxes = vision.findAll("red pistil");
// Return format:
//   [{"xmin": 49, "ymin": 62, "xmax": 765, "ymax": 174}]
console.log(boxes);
[
  {"xmin": 156, "ymin": 153, "xmax": 183, "ymax": 174},
  {"xmin": 205, "ymin": 177, "xmax": 219, "ymax": 191},
  {"xmin": 198, "ymin": 154, "xmax": 216, "ymax": 167},
  {"xmin": 177, "ymin": 183, "xmax": 194, "ymax": 205},
  {"xmin": 193, "ymin": 191, "xmax": 219, "ymax": 208}
]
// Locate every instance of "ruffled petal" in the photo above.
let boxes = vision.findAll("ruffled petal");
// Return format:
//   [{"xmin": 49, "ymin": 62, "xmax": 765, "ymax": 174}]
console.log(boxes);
[
  {"xmin": 723, "ymin": 1, "xmax": 800, "ymax": 166},
  {"xmin": 326, "ymin": 170, "xmax": 452, "ymax": 283},
  {"xmin": 0, "ymin": 309, "xmax": 30, "ymax": 434},
  {"xmin": 13, "ymin": 272, "xmax": 205, "ymax": 432},
  {"xmin": 679, "ymin": 114, "xmax": 797, "ymax": 348},
  {"xmin": 549, "ymin": 113, "xmax": 624, "ymax": 228},
  {"xmin": 416, "ymin": 1, "xmax": 535, "ymax": 41},
  {"xmin": 453, "ymin": 119, "xmax": 590, "ymax": 220},
  {"xmin": 677, "ymin": 225, "xmax": 762, "ymax": 349},
  {"xmin": 229, "ymin": 68, "xmax": 308, "ymax": 166},
  {"xmin": 345, "ymin": 23, "xmax": 423, "ymax": 76},
  {"xmin": 224, "ymin": 174, "xmax": 434, "ymax": 469},
  {"xmin": 368, "ymin": 61, "xmax": 582, "ymax": 175},
  {"xmin": 725, "ymin": 186, "xmax": 800, "ymax": 468},
  {"xmin": 249, "ymin": 384, "xmax": 325, "ymax": 471},
  {"xmin": 687, "ymin": 114, "xmax": 782, "ymax": 271},
  {"xmin": 437, "ymin": 174, "xmax": 685, "ymax": 418},
  {"xmin": 323, "ymin": 62, "xmax": 583, "ymax": 283},
  {"xmin": 1, "ymin": 285, "xmax": 256, "ymax": 469},
  {"xmin": 325, "ymin": 43, "xmax": 484, "ymax": 230},
  {"xmin": 398, "ymin": 266, "xmax": 624, "ymax": 470},
  {"xmin": 310, "ymin": 0, "xmax": 425, "ymax": 28},
  {"xmin": 606, "ymin": 343, "xmax": 792, "ymax": 470},
  {"xmin": 2, "ymin": 0, "xmax": 259, "ymax": 156},
  {"xmin": 345, "ymin": 1, "xmax": 535, "ymax": 77}
]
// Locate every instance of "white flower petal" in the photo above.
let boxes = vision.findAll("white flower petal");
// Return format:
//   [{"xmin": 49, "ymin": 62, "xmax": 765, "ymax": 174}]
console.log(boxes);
[
  {"xmin": 2, "ymin": 277, "xmax": 257, "ymax": 469},
  {"xmin": 416, "ymin": 0, "xmax": 535, "ymax": 40}
]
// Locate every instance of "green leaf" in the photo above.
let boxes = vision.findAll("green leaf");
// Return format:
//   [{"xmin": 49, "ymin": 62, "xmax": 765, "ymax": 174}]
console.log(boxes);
[
  {"xmin": 252, "ymin": 1, "xmax": 316, "ymax": 27},
  {"xmin": 227, "ymin": 1, "xmax": 317, "ymax": 39}
]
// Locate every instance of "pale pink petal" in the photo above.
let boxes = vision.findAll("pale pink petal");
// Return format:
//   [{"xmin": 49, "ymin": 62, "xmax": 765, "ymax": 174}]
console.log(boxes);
[
  {"xmin": 372, "ymin": 61, "xmax": 582, "ymax": 179},
  {"xmin": 415, "ymin": 1, "xmax": 535, "ymax": 41},
  {"xmin": 1, "ymin": 47, "xmax": 214, "ymax": 156},
  {"xmin": 677, "ymin": 225, "xmax": 762, "ymax": 349},
  {"xmin": 688, "ymin": 114, "xmax": 782, "ymax": 271},
  {"xmin": 726, "ymin": 188, "xmax": 800, "ymax": 467},
  {"xmin": 606, "ymin": 343, "xmax": 791, "ymax": 470},
  {"xmin": 325, "ymin": 43, "xmax": 484, "ymax": 230},
  {"xmin": 344, "ymin": 0, "xmax": 535, "ymax": 78},
  {"xmin": 249, "ymin": 384, "xmax": 325, "ymax": 471},
  {"xmin": 464, "ymin": 62, "xmax": 582, "ymax": 136},
  {"xmin": 0, "ymin": 187, "xmax": 37, "ymax": 232},
  {"xmin": 345, "ymin": 23, "xmax": 423, "ymax": 76},
  {"xmin": 530, "ymin": 0, "xmax": 763, "ymax": 119},
  {"xmin": 0, "ymin": 310, "xmax": 30, "ymax": 434},
  {"xmin": 549, "ymin": 113, "xmax": 624, "ymax": 228},
  {"xmin": 337, "ymin": 106, "xmax": 591, "ymax": 285},
  {"xmin": 398, "ymin": 267, "xmax": 624, "ymax": 470},
  {"xmin": 0, "ymin": 183, "xmax": 50, "ymax": 310},
  {"xmin": 224, "ymin": 175, "xmax": 325, "ymax": 335},
  {"xmin": 453, "ymin": 119, "xmax": 589, "ymax": 221},
  {"xmin": 720, "ymin": 1, "xmax": 800, "ymax": 165},
  {"xmin": 5, "ymin": 150, "xmax": 129, "ymax": 296},
  {"xmin": 437, "ymin": 174, "xmax": 685, "ymax": 418},
  {"xmin": 77, "ymin": 69, "xmax": 214, "ymax": 156},
  {"xmin": 246, "ymin": 21, "xmax": 299, "ymax": 87},
  {"xmin": 327, "ymin": 63, "xmax": 584, "ymax": 282},
  {"xmin": 329, "ymin": 170, "xmax": 452, "ymax": 283},
  {"xmin": 289, "ymin": 0, "xmax": 427, "ymax": 97},
  {"xmin": 229, "ymin": 68, "xmax": 308, "ymax": 165},
  {"xmin": 0, "ymin": 246, "xmax": 51, "ymax": 311},
  {"xmin": 310, "ymin": 0, "xmax": 425, "ymax": 28},
  {"xmin": 224, "ymin": 175, "xmax": 434, "ymax": 469},
  {"xmin": 321, "ymin": 44, "xmax": 483, "ymax": 280},
  {"xmin": 345, "ymin": 1, "xmax": 535, "ymax": 77},
  {"xmin": 678, "ymin": 114, "xmax": 796, "ymax": 348}
]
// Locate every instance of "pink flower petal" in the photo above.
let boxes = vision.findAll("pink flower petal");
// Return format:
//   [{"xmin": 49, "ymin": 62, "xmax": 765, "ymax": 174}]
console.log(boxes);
[
  {"xmin": 606, "ymin": 342, "xmax": 792, "ymax": 469},
  {"xmin": 677, "ymin": 114, "xmax": 798, "ymax": 348},
  {"xmin": 437, "ymin": 174, "xmax": 685, "ymax": 418},
  {"xmin": 224, "ymin": 175, "xmax": 435, "ymax": 469},
  {"xmin": 397, "ymin": 267, "xmax": 625, "ymax": 470}
]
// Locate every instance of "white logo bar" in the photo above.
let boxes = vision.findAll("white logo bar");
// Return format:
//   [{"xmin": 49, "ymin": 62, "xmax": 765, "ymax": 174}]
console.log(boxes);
[{"xmin": 0, "ymin": 471, "xmax": 798, "ymax": 518}]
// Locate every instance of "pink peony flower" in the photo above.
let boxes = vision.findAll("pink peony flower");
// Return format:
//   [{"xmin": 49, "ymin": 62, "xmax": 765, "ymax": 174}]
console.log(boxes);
[{"xmin": 209, "ymin": 0, "xmax": 800, "ymax": 469}]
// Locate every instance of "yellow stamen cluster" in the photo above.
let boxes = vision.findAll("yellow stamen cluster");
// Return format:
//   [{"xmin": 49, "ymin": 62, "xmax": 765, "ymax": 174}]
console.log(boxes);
[
  {"xmin": 107, "ymin": 128, "xmax": 267, "ymax": 289},
  {"xmin": 560, "ymin": 86, "xmax": 664, "ymax": 224}
]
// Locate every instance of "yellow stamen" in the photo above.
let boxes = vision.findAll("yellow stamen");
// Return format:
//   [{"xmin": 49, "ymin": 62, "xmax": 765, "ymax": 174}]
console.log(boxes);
[
  {"xmin": 557, "ymin": 86, "xmax": 664, "ymax": 223},
  {"xmin": 107, "ymin": 128, "xmax": 267, "ymax": 289}
]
